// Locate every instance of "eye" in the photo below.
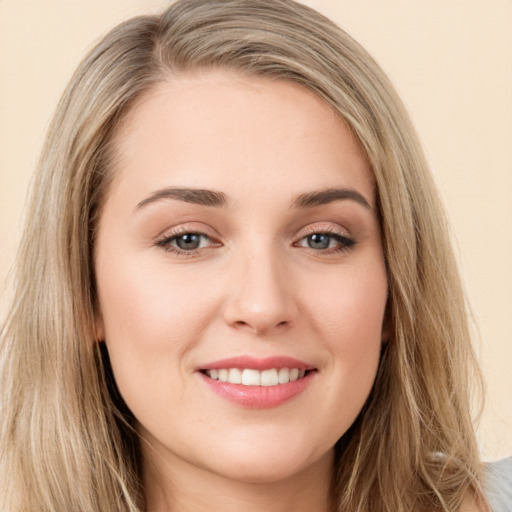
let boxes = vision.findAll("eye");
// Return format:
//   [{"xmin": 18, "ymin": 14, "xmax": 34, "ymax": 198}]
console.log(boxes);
[
  {"xmin": 173, "ymin": 233, "xmax": 208, "ymax": 250},
  {"xmin": 296, "ymin": 232, "xmax": 355, "ymax": 252},
  {"xmin": 156, "ymin": 231, "xmax": 218, "ymax": 254}
]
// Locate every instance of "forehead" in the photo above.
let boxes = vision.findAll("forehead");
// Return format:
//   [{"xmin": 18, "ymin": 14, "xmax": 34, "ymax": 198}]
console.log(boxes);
[{"xmin": 107, "ymin": 70, "xmax": 375, "ymax": 208}]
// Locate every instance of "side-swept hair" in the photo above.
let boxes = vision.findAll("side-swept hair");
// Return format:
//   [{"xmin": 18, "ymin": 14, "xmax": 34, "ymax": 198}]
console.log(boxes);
[{"xmin": 0, "ymin": 1, "xmax": 484, "ymax": 510}]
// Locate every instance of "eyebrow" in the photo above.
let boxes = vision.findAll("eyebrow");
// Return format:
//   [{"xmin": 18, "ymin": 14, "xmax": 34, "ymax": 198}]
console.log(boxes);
[
  {"xmin": 135, "ymin": 186, "xmax": 372, "ymax": 212},
  {"xmin": 135, "ymin": 187, "xmax": 228, "ymax": 210},
  {"xmin": 292, "ymin": 187, "xmax": 372, "ymax": 211}
]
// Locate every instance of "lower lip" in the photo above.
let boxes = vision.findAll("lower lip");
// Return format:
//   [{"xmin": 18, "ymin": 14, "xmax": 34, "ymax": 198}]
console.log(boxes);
[{"xmin": 198, "ymin": 371, "xmax": 315, "ymax": 409}]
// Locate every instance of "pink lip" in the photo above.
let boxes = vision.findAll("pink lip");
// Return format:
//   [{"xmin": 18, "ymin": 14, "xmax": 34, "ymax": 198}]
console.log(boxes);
[
  {"xmin": 198, "ymin": 355, "xmax": 315, "ymax": 371},
  {"xmin": 197, "ymin": 355, "xmax": 317, "ymax": 409}
]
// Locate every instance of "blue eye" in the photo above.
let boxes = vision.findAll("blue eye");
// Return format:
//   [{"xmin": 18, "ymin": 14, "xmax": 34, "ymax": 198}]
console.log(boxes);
[
  {"xmin": 156, "ymin": 232, "xmax": 213, "ymax": 253},
  {"xmin": 174, "ymin": 233, "xmax": 204, "ymax": 250},
  {"xmin": 307, "ymin": 233, "xmax": 333, "ymax": 250},
  {"xmin": 298, "ymin": 232, "xmax": 354, "ymax": 251}
]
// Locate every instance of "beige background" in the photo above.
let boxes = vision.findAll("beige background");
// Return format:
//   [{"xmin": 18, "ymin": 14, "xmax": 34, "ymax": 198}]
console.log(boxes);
[{"xmin": 1, "ymin": 1, "xmax": 511, "ymax": 460}]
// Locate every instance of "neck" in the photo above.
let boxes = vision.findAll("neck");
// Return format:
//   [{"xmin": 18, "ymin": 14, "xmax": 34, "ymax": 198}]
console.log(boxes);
[{"xmin": 143, "ymin": 447, "xmax": 334, "ymax": 512}]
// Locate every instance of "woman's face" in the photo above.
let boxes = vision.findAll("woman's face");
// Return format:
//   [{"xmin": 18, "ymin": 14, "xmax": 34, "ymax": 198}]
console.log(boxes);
[{"xmin": 95, "ymin": 72, "xmax": 388, "ymax": 486}]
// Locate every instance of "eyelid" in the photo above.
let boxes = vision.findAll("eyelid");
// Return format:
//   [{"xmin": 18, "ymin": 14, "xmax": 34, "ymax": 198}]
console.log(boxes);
[
  {"xmin": 154, "ymin": 223, "xmax": 222, "ymax": 256},
  {"xmin": 154, "ymin": 222, "xmax": 220, "ymax": 242},
  {"xmin": 293, "ymin": 222, "xmax": 356, "ymax": 254},
  {"xmin": 296, "ymin": 222, "xmax": 351, "ymax": 239}
]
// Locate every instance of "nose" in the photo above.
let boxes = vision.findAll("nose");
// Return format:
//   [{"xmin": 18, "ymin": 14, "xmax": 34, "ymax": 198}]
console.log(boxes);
[{"xmin": 222, "ymin": 246, "xmax": 299, "ymax": 336}]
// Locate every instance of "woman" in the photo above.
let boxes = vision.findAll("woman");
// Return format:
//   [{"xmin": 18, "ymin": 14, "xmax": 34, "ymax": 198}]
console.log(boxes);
[{"xmin": 0, "ymin": 0, "xmax": 509, "ymax": 510}]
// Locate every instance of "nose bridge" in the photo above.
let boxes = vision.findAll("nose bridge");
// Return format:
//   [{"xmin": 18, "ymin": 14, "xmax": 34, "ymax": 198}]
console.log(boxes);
[{"xmin": 223, "ymin": 239, "xmax": 297, "ymax": 334}]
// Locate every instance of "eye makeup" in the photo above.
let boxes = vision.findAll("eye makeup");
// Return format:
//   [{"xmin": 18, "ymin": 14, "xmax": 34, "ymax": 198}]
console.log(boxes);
[
  {"xmin": 154, "ymin": 223, "xmax": 357, "ymax": 259},
  {"xmin": 155, "ymin": 227, "xmax": 222, "ymax": 257}
]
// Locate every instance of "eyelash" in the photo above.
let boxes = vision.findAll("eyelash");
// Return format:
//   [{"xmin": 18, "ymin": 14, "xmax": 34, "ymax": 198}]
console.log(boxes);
[
  {"xmin": 294, "ymin": 228, "xmax": 356, "ymax": 254},
  {"xmin": 155, "ymin": 227, "xmax": 356, "ymax": 257},
  {"xmin": 155, "ymin": 229, "xmax": 220, "ymax": 257}
]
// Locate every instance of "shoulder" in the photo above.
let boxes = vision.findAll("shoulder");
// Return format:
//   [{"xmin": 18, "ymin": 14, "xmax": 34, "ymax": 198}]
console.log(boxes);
[{"xmin": 482, "ymin": 457, "xmax": 512, "ymax": 512}]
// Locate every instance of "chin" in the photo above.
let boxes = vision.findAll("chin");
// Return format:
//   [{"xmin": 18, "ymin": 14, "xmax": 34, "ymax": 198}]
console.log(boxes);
[{"xmin": 200, "ymin": 436, "xmax": 334, "ymax": 485}]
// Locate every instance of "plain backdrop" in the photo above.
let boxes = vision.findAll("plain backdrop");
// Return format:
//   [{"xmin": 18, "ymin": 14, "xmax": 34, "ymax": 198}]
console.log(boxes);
[{"xmin": 1, "ymin": 0, "xmax": 511, "ymax": 460}]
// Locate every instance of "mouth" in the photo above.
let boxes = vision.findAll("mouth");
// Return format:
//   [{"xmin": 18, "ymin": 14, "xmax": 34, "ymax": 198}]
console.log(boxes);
[
  {"xmin": 201, "ymin": 367, "xmax": 311, "ymax": 386},
  {"xmin": 197, "ymin": 356, "xmax": 317, "ymax": 408}
]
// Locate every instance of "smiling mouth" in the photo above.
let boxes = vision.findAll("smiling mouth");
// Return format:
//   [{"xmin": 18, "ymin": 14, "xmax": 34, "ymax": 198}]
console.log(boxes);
[
  {"xmin": 202, "ymin": 368, "xmax": 312, "ymax": 386},
  {"xmin": 198, "ymin": 357, "xmax": 317, "ymax": 408}
]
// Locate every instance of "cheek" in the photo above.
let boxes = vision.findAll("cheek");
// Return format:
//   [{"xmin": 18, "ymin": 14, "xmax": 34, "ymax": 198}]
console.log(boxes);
[
  {"xmin": 97, "ymin": 252, "xmax": 213, "ymax": 337},
  {"xmin": 95, "ymin": 253, "xmax": 220, "ymax": 390},
  {"xmin": 95, "ymin": 257, "xmax": 222, "ymax": 436},
  {"xmin": 307, "ymin": 262, "xmax": 387, "ymax": 399},
  {"xmin": 308, "ymin": 262, "xmax": 387, "ymax": 344}
]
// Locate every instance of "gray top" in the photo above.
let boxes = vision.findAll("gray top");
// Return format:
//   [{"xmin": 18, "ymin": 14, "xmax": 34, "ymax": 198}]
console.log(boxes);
[{"xmin": 485, "ymin": 457, "xmax": 512, "ymax": 511}]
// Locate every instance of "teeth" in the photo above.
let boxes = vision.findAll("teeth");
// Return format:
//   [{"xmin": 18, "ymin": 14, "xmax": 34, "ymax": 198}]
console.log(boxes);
[
  {"xmin": 261, "ymin": 369, "xmax": 278, "ymax": 386},
  {"xmin": 278, "ymin": 368, "xmax": 290, "ymax": 384},
  {"xmin": 228, "ymin": 368, "xmax": 242, "ymax": 384},
  {"xmin": 204, "ymin": 367, "xmax": 309, "ymax": 386},
  {"xmin": 242, "ymin": 368, "xmax": 260, "ymax": 386}
]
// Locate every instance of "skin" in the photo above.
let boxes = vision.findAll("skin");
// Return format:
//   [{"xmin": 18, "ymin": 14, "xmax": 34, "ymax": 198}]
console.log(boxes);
[{"xmin": 94, "ymin": 71, "xmax": 390, "ymax": 512}]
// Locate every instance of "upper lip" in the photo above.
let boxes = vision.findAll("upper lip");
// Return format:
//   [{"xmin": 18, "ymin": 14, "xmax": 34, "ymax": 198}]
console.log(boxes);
[{"xmin": 198, "ymin": 355, "xmax": 315, "ymax": 372}]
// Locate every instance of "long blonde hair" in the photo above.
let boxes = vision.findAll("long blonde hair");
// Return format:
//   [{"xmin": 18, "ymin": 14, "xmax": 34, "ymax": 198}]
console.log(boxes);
[{"xmin": 0, "ymin": 1, "xmax": 485, "ymax": 510}]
